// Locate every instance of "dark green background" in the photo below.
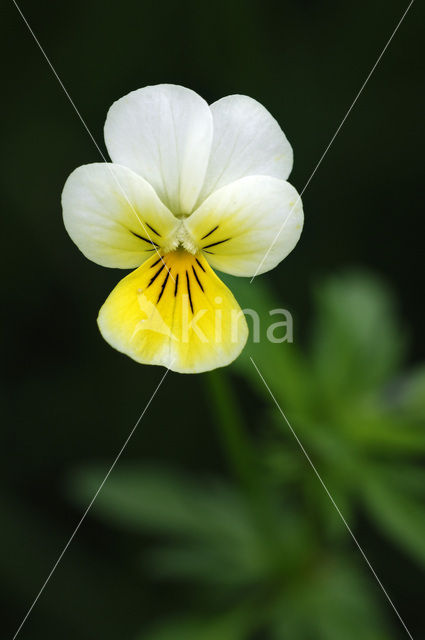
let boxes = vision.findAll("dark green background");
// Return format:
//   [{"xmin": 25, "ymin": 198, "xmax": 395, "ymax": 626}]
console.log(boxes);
[{"xmin": 2, "ymin": 1, "xmax": 424, "ymax": 638}]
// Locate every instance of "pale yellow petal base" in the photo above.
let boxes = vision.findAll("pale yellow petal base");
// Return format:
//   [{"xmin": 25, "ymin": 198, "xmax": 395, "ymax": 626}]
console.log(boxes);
[{"xmin": 97, "ymin": 250, "xmax": 248, "ymax": 374}]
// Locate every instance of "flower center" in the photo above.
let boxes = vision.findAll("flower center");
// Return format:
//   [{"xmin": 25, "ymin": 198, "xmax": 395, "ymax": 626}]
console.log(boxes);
[{"xmin": 163, "ymin": 220, "xmax": 198, "ymax": 255}]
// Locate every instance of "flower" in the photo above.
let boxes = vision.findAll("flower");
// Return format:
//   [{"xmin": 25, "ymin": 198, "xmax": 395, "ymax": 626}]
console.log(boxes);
[{"xmin": 62, "ymin": 84, "xmax": 303, "ymax": 374}]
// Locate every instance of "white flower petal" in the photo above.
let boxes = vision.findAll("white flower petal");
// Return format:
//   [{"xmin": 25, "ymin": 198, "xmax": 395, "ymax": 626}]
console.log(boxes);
[
  {"xmin": 185, "ymin": 175, "xmax": 303, "ymax": 277},
  {"xmin": 196, "ymin": 95, "xmax": 293, "ymax": 204},
  {"xmin": 62, "ymin": 163, "xmax": 179, "ymax": 269},
  {"xmin": 104, "ymin": 84, "xmax": 213, "ymax": 215}
]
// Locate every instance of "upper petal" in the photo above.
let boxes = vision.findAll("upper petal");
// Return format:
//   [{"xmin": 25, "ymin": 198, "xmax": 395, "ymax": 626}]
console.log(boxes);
[
  {"xmin": 104, "ymin": 84, "xmax": 213, "ymax": 215},
  {"xmin": 196, "ymin": 94, "xmax": 293, "ymax": 205},
  {"xmin": 185, "ymin": 175, "xmax": 304, "ymax": 277},
  {"xmin": 62, "ymin": 163, "xmax": 179, "ymax": 269}
]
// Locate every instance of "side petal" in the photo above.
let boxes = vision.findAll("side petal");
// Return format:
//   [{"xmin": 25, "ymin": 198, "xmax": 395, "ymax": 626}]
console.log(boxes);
[
  {"xmin": 196, "ymin": 94, "xmax": 293, "ymax": 204},
  {"xmin": 62, "ymin": 163, "xmax": 179, "ymax": 268},
  {"xmin": 97, "ymin": 251, "xmax": 248, "ymax": 374},
  {"xmin": 104, "ymin": 84, "xmax": 213, "ymax": 215},
  {"xmin": 185, "ymin": 175, "xmax": 303, "ymax": 277}
]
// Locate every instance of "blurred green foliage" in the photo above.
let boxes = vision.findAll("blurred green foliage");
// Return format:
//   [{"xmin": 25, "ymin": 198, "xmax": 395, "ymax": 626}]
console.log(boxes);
[{"xmin": 71, "ymin": 271, "xmax": 425, "ymax": 639}]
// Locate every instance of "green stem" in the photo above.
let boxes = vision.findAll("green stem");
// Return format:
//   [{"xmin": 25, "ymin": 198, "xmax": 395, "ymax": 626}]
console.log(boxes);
[
  {"xmin": 204, "ymin": 369, "xmax": 285, "ymax": 562},
  {"xmin": 204, "ymin": 369, "xmax": 257, "ymax": 493}
]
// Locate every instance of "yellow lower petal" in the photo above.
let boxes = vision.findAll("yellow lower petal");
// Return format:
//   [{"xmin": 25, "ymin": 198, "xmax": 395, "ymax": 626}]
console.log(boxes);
[{"xmin": 97, "ymin": 250, "xmax": 248, "ymax": 373}]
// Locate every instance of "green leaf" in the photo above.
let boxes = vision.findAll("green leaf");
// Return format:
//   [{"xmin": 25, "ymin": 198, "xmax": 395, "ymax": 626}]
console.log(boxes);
[
  {"xmin": 398, "ymin": 365, "xmax": 425, "ymax": 419},
  {"xmin": 311, "ymin": 271, "xmax": 406, "ymax": 403},
  {"xmin": 362, "ymin": 467, "xmax": 425, "ymax": 566},
  {"xmin": 227, "ymin": 275, "xmax": 314, "ymax": 414},
  {"xmin": 340, "ymin": 405, "xmax": 425, "ymax": 454},
  {"xmin": 70, "ymin": 465, "xmax": 280, "ymax": 586},
  {"xmin": 71, "ymin": 465, "xmax": 252, "ymax": 538},
  {"xmin": 270, "ymin": 558, "xmax": 390, "ymax": 640}
]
